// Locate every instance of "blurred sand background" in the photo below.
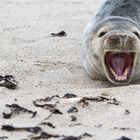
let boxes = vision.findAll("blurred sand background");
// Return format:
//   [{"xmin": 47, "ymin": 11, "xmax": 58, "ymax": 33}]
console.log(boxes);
[{"xmin": 0, "ymin": 0, "xmax": 140, "ymax": 139}]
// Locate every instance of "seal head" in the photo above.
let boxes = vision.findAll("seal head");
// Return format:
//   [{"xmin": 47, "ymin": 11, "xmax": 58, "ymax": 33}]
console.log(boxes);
[
  {"xmin": 98, "ymin": 17, "xmax": 140, "ymax": 84},
  {"xmin": 82, "ymin": 17, "xmax": 140, "ymax": 85},
  {"xmin": 82, "ymin": 0, "xmax": 140, "ymax": 85}
]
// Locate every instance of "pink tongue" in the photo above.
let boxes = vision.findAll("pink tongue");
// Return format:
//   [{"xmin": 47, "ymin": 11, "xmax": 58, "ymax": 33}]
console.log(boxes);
[
  {"xmin": 111, "ymin": 56, "xmax": 126, "ymax": 76},
  {"xmin": 105, "ymin": 53, "xmax": 133, "ymax": 77}
]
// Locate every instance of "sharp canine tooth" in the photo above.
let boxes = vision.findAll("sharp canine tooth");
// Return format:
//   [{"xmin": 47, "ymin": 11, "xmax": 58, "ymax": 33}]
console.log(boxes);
[
  {"xmin": 124, "ymin": 68, "xmax": 128, "ymax": 76},
  {"xmin": 112, "ymin": 52, "xmax": 116, "ymax": 54},
  {"xmin": 109, "ymin": 67, "xmax": 130, "ymax": 81},
  {"xmin": 124, "ymin": 67, "xmax": 130, "ymax": 76}
]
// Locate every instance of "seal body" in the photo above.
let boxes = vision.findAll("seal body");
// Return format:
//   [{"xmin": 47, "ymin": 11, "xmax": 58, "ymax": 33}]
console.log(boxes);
[{"xmin": 82, "ymin": 0, "xmax": 140, "ymax": 85}]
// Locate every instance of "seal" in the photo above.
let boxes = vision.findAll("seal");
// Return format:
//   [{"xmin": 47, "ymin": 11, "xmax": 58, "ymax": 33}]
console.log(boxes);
[{"xmin": 81, "ymin": 0, "xmax": 140, "ymax": 85}]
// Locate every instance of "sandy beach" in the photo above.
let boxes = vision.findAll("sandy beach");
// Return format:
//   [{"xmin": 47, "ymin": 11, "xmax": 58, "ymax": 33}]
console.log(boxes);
[{"xmin": 0, "ymin": 0, "xmax": 140, "ymax": 139}]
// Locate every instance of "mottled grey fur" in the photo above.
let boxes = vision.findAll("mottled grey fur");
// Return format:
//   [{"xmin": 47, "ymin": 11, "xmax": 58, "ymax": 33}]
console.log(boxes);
[
  {"xmin": 93, "ymin": 0, "xmax": 140, "ymax": 24},
  {"xmin": 82, "ymin": 0, "xmax": 140, "ymax": 84}
]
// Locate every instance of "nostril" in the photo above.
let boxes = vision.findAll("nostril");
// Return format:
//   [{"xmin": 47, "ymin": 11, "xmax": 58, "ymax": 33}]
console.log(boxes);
[
  {"xmin": 105, "ymin": 35, "xmax": 120, "ymax": 46},
  {"xmin": 119, "ymin": 34, "xmax": 127, "ymax": 39}
]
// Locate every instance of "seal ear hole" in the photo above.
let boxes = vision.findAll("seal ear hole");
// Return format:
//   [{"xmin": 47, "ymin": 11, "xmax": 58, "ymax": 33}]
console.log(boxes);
[
  {"xmin": 133, "ymin": 31, "xmax": 140, "ymax": 38},
  {"xmin": 98, "ymin": 31, "xmax": 108, "ymax": 37}
]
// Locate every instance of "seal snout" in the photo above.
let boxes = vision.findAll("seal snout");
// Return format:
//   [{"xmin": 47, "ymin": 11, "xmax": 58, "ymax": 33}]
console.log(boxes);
[{"xmin": 104, "ymin": 31, "xmax": 138, "ymax": 51}]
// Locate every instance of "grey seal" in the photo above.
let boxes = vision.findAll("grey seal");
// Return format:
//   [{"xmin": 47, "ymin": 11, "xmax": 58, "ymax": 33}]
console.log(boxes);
[{"xmin": 81, "ymin": 0, "xmax": 140, "ymax": 85}]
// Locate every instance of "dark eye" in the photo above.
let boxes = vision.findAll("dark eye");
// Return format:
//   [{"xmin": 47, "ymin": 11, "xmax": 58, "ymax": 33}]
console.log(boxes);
[
  {"xmin": 133, "ymin": 31, "xmax": 140, "ymax": 38},
  {"xmin": 98, "ymin": 31, "xmax": 108, "ymax": 37}
]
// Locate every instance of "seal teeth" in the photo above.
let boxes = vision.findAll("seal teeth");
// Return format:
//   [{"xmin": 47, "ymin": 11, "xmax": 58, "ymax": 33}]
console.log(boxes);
[
  {"xmin": 111, "ymin": 52, "xmax": 120, "ymax": 55},
  {"xmin": 112, "ymin": 52, "xmax": 117, "ymax": 54},
  {"xmin": 109, "ymin": 67, "xmax": 130, "ymax": 81},
  {"xmin": 111, "ymin": 52, "xmax": 131, "ymax": 54}
]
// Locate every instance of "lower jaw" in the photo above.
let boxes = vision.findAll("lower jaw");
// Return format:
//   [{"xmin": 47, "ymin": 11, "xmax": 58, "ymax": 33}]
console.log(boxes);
[
  {"xmin": 105, "ymin": 66, "xmax": 133, "ymax": 85},
  {"xmin": 107, "ymin": 74, "xmax": 132, "ymax": 85},
  {"xmin": 109, "ymin": 67, "xmax": 130, "ymax": 81}
]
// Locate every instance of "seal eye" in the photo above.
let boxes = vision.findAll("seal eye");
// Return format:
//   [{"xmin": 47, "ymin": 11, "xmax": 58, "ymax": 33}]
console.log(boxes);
[
  {"xmin": 133, "ymin": 31, "xmax": 140, "ymax": 38},
  {"xmin": 98, "ymin": 31, "xmax": 108, "ymax": 37}
]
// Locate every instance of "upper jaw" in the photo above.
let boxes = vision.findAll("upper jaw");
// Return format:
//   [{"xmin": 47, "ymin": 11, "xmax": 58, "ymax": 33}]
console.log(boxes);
[{"xmin": 104, "ymin": 51, "xmax": 136, "ymax": 85}]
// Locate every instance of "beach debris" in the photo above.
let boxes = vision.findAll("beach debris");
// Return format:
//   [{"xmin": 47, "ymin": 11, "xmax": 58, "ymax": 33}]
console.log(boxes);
[
  {"xmin": 50, "ymin": 31, "xmax": 67, "ymax": 37},
  {"xmin": 33, "ymin": 100, "xmax": 62, "ymax": 114},
  {"xmin": 3, "ymin": 104, "xmax": 37, "ymax": 119},
  {"xmin": 0, "ymin": 75, "xmax": 18, "ymax": 89},
  {"xmin": 33, "ymin": 99, "xmax": 62, "ymax": 120},
  {"xmin": 107, "ymin": 98, "xmax": 120, "ymax": 105},
  {"xmin": 113, "ymin": 127, "xmax": 136, "ymax": 131},
  {"xmin": 81, "ymin": 133, "xmax": 92, "ymax": 138},
  {"xmin": 78, "ymin": 96, "xmax": 120, "ymax": 106},
  {"xmin": 0, "ymin": 136, "xmax": 8, "ymax": 140},
  {"xmin": 101, "ymin": 92, "xmax": 110, "ymax": 96},
  {"xmin": 125, "ymin": 109, "xmax": 130, "ymax": 115},
  {"xmin": 78, "ymin": 97, "xmax": 89, "ymax": 107},
  {"xmin": 116, "ymin": 136, "xmax": 133, "ymax": 140},
  {"xmin": 1, "ymin": 125, "xmax": 42, "ymax": 134},
  {"xmin": 31, "ymin": 132, "xmax": 92, "ymax": 140},
  {"xmin": 63, "ymin": 93, "xmax": 77, "ymax": 99},
  {"xmin": 61, "ymin": 136, "xmax": 81, "ymax": 140},
  {"xmin": 52, "ymin": 108, "xmax": 63, "ymax": 114},
  {"xmin": 38, "ymin": 122, "xmax": 55, "ymax": 129},
  {"xmin": 2, "ymin": 111, "xmax": 12, "ymax": 119},
  {"xmin": 67, "ymin": 107, "xmax": 78, "ymax": 113},
  {"xmin": 94, "ymin": 124, "xmax": 102, "ymax": 128},
  {"xmin": 61, "ymin": 133, "xmax": 92, "ymax": 140},
  {"xmin": 30, "ymin": 132, "xmax": 60, "ymax": 140},
  {"xmin": 71, "ymin": 115, "xmax": 77, "ymax": 122},
  {"xmin": 34, "ymin": 95, "xmax": 60, "ymax": 102},
  {"xmin": 69, "ymin": 123, "xmax": 83, "ymax": 127}
]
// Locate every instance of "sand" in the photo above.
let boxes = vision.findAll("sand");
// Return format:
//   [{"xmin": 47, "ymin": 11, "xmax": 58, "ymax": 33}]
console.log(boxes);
[{"xmin": 0, "ymin": 0, "xmax": 140, "ymax": 140}]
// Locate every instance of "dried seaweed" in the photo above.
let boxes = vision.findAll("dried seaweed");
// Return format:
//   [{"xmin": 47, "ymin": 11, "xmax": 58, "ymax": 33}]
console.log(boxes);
[
  {"xmin": 116, "ymin": 136, "xmax": 133, "ymax": 140},
  {"xmin": 0, "ymin": 136, "xmax": 8, "ymax": 140},
  {"xmin": 3, "ymin": 104, "xmax": 37, "ymax": 118},
  {"xmin": 1, "ymin": 125, "xmax": 42, "ymax": 134},
  {"xmin": 31, "ymin": 132, "xmax": 60, "ymax": 139},
  {"xmin": 94, "ymin": 124, "xmax": 102, "ymax": 128},
  {"xmin": 61, "ymin": 133, "xmax": 92, "ymax": 140},
  {"xmin": 35, "ymin": 95, "xmax": 60, "ymax": 102},
  {"xmin": 113, "ymin": 127, "xmax": 135, "ymax": 131},
  {"xmin": 69, "ymin": 123, "xmax": 83, "ymax": 127},
  {"xmin": 39, "ymin": 122, "xmax": 55, "ymax": 128},
  {"xmin": 71, "ymin": 116, "xmax": 77, "ymax": 122},
  {"xmin": 33, "ymin": 98, "xmax": 62, "ymax": 120},
  {"xmin": 50, "ymin": 31, "xmax": 67, "ymax": 37},
  {"xmin": 0, "ymin": 75, "xmax": 18, "ymax": 89},
  {"xmin": 31, "ymin": 132, "xmax": 92, "ymax": 140},
  {"xmin": 67, "ymin": 107, "xmax": 78, "ymax": 113},
  {"xmin": 33, "ymin": 100, "xmax": 62, "ymax": 115},
  {"xmin": 34, "ymin": 93, "xmax": 77, "ymax": 103},
  {"xmin": 107, "ymin": 98, "xmax": 120, "ymax": 105},
  {"xmin": 81, "ymin": 133, "xmax": 92, "ymax": 138},
  {"xmin": 125, "ymin": 109, "xmax": 130, "ymax": 115},
  {"xmin": 61, "ymin": 136, "xmax": 81, "ymax": 140},
  {"xmin": 2, "ymin": 112, "xmax": 12, "ymax": 119},
  {"xmin": 79, "ymin": 96, "xmax": 120, "ymax": 106},
  {"xmin": 63, "ymin": 93, "xmax": 77, "ymax": 99}
]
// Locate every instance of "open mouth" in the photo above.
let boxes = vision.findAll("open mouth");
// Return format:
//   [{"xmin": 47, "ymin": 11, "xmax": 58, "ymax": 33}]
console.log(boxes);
[{"xmin": 105, "ymin": 52, "xmax": 135, "ymax": 82}]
